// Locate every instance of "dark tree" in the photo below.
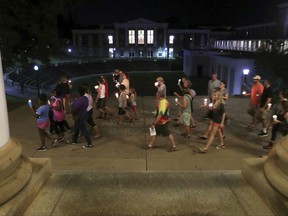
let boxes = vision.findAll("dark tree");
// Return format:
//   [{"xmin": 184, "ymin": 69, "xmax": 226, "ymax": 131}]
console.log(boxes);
[{"xmin": 0, "ymin": 0, "xmax": 83, "ymax": 67}]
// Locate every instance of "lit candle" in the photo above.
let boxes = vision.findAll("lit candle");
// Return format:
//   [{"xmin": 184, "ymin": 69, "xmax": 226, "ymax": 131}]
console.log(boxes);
[
  {"xmin": 94, "ymin": 85, "xmax": 99, "ymax": 90},
  {"xmin": 154, "ymin": 82, "xmax": 159, "ymax": 87},
  {"xmin": 209, "ymin": 103, "xmax": 213, "ymax": 108},
  {"xmin": 126, "ymin": 94, "xmax": 129, "ymax": 99},
  {"xmin": 115, "ymin": 92, "xmax": 119, "ymax": 98},
  {"xmin": 273, "ymin": 115, "xmax": 277, "ymax": 121},
  {"xmin": 175, "ymin": 98, "xmax": 178, "ymax": 102},
  {"xmin": 68, "ymin": 80, "xmax": 72, "ymax": 84},
  {"xmin": 267, "ymin": 103, "xmax": 272, "ymax": 110},
  {"xmin": 204, "ymin": 98, "xmax": 208, "ymax": 106},
  {"xmin": 178, "ymin": 79, "xmax": 181, "ymax": 84},
  {"xmin": 28, "ymin": 99, "xmax": 32, "ymax": 107},
  {"xmin": 242, "ymin": 91, "xmax": 246, "ymax": 95}
]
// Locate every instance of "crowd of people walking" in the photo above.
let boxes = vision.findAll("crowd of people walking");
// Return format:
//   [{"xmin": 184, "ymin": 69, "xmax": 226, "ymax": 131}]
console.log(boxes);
[{"xmin": 29, "ymin": 70, "xmax": 288, "ymax": 158}]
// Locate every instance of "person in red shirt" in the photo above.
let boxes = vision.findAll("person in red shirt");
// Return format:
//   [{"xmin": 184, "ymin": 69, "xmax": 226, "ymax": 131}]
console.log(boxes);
[{"xmin": 244, "ymin": 75, "xmax": 264, "ymax": 128}]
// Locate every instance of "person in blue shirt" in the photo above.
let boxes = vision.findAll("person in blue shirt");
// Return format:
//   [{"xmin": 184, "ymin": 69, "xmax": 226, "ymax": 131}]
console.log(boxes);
[{"xmin": 29, "ymin": 93, "xmax": 51, "ymax": 151}]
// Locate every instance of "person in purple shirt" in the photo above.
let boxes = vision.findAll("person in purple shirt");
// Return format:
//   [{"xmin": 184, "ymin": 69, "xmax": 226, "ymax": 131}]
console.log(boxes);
[{"xmin": 71, "ymin": 86, "xmax": 93, "ymax": 148}]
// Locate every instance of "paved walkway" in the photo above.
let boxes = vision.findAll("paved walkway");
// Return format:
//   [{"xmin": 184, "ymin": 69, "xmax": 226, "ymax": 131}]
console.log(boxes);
[{"xmin": 7, "ymin": 95, "xmax": 277, "ymax": 215}]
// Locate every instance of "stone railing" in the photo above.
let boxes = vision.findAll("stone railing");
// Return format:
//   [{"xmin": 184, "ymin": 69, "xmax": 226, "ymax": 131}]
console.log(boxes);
[{"xmin": 264, "ymin": 136, "xmax": 288, "ymax": 198}]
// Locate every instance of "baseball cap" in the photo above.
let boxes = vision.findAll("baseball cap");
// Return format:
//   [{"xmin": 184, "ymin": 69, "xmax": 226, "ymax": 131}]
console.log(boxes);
[{"xmin": 253, "ymin": 75, "xmax": 261, "ymax": 80}]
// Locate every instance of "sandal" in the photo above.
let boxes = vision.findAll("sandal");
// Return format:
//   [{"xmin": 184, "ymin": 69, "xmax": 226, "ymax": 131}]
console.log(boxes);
[
  {"xmin": 199, "ymin": 136, "xmax": 207, "ymax": 140},
  {"xmin": 144, "ymin": 144, "xmax": 153, "ymax": 150},
  {"xmin": 184, "ymin": 135, "xmax": 191, "ymax": 139},
  {"xmin": 167, "ymin": 146, "xmax": 177, "ymax": 152},
  {"xmin": 216, "ymin": 144, "xmax": 226, "ymax": 149},
  {"xmin": 199, "ymin": 147, "xmax": 208, "ymax": 153}
]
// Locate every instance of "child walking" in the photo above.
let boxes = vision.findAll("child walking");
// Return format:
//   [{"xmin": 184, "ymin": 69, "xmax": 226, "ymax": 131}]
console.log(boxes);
[
  {"xmin": 129, "ymin": 87, "xmax": 140, "ymax": 120},
  {"xmin": 117, "ymin": 84, "xmax": 132, "ymax": 124},
  {"xmin": 29, "ymin": 93, "xmax": 51, "ymax": 151}
]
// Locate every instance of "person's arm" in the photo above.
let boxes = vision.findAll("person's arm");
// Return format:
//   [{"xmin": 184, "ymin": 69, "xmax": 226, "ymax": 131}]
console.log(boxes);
[
  {"xmin": 96, "ymin": 85, "xmax": 102, "ymax": 102},
  {"xmin": 122, "ymin": 93, "xmax": 127, "ymax": 108},
  {"xmin": 152, "ymin": 114, "xmax": 162, "ymax": 127},
  {"xmin": 176, "ymin": 95, "xmax": 188, "ymax": 108}
]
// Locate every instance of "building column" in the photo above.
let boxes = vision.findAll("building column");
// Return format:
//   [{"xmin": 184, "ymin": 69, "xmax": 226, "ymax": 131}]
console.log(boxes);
[
  {"xmin": 0, "ymin": 51, "xmax": 32, "ymax": 205},
  {"xmin": 0, "ymin": 52, "xmax": 51, "ymax": 215}
]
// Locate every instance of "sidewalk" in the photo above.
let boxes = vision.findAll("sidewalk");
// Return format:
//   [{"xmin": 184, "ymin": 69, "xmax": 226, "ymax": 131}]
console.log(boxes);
[{"xmin": 8, "ymin": 96, "xmax": 276, "ymax": 215}]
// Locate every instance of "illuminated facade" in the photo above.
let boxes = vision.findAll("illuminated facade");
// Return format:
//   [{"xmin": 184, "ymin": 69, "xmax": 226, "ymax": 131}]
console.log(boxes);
[
  {"xmin": 71, "ymin": 3, "xmax": 288, "ymax": 95},
  {"xmin": 72, "ymin": 18, "xmax": 212, "ymax": 59}
]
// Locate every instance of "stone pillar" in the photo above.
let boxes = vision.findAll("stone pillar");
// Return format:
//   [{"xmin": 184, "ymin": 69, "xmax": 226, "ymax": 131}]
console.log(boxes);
[
  {"xmin": 0, "ymin": 52, "xmax": 9, "ymax": 147},
  {"xmin": 0, "ymin": 52, "xmax": 52, "ymax": 216},
  {"xmin": 264, "ymin": 136, "xmax": 288, "ymax": 198},
  {"xmin": 0, "ymin": 52, "xmax": 32, "ymax": 206}
]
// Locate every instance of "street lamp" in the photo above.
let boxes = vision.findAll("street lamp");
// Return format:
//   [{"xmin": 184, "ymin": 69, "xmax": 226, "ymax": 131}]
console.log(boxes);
[
  {"xmin": 68, "ymin": 48, "xmax": 72, "ymax": 64},
  {"xmin": 242, "ymin": 69, "xmax": 249, "ymax": 94},
  {"xmin": 243, "ymin": 69, "xmax": 249, "ymax": 84},
  {"xmin": 34, "ymin": 65, "xmax": 40, "ymax": 98}
]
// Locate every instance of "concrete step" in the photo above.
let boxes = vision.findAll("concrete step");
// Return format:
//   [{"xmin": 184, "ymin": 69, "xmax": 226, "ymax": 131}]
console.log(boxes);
[{"xmin": 24, "ymin": 171, "xmax": 274, "ymax": 216}]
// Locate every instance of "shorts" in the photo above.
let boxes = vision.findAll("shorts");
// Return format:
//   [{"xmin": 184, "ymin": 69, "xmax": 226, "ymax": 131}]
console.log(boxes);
[
  {"xmin": 179, "ymin": 112, "xmax": 191, "ymax": 126},
  {"xmin": 118, "ymin": 108, "xmax": 126, "ymax": 115},
  {"xmin": 37, "ymin": 119, "xmax": 49, "ymax": 130},
  {"xmin": 155, "ymin": 123, "xmax": 171, "ymax": 137},
  {"xmin": 256, "ymin": 108, "xmax": 268, "ymax": 120},
  {"xmin": 131, "ymin": 105, "xmax": 137, "ymax": 111},
  {"xmin": 247, "ymin": 105, "xmax": 257, "ymax": 117},
  {"xmin": 97, "ymin": 98, "xmax": 106, "ymax": 109},
  {"xmin": 212, "ymin": 122, "xmax": 220, "ymax": 128}
]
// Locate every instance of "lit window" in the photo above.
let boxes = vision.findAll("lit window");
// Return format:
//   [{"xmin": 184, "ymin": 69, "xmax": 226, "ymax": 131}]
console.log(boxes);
[
  {"xmin": 129, "ymin": 30, "xmax": 135, "ymax": 44},
  {"xmin": 169, "ymin": 35, "xmax": 174, "ymax": 44},
  {"xmin": 147, "ymin": 30, "xmax": 154, "ymax": 44},
  {"xmin": 138, "ymin": 30, "xmax": 144, "ymax": 44},
  {"xmin": 108, "ymin": 35, "xmax": 113, "ymax": 44}
]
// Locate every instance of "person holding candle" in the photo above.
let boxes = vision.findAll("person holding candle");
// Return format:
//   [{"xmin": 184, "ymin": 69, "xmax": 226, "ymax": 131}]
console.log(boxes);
[
  {"xmin": 256, "ymin": 79, "xmax": 273, "ymax": 137},
  {"xmin": 155, "ymin": 77, "xmax": 166, "ymax": 98},
  {"xmin": 175, "ymin": 87, "xmax": 192, "ymax": 138},
  {"xmin": 82, "ymin": 83, "xmax": 101, "ymax": 139},
  {"xmin": 244, "ymin": 75, "xmax": 264, "ymax": 128},
  {"xmin": 199, "ymin": 90, "xmax": 226, "ymax": 153},
  {"xmin": 262, "ymin": 100, "xmax": 288, "ymax": 150},
  {"xmin": 29, "ymin": 93, "xmax": 51, "ymax": 151},
  {"xmin": 95, "ymin": 77, "xmax": 106, "ymax": 119},
  {"xmin": 71, "ymin": 86, "xmax": 93, "ymax": 148},
  {"xmin": 117, "ymin": 84, "xmax": 132, "ymax": 125},
  {"xmin": 144, "ymin": 90, "xmax": 177, "ymax": 152}
]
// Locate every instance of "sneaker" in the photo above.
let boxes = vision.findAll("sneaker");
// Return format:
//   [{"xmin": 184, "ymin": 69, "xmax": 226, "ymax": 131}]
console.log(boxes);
[
  {"xmin": 37, "ymin": 146, "xmax": 47, "ymax": 151},
  {"xmin": 82, "ymin": 144, "xmax": 94, "ymax": 148},
  {"xmin": 258, "ymin": 131, "xmax": 268, "ymax": 137}
]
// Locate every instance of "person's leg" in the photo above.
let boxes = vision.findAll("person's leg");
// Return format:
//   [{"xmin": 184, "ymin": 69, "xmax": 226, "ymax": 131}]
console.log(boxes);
[
  {"xmin": 92, "ymin": 125, "xmax": 101, "ymax": 138},
  {"xmin": 72, "ymin": 121, "xmax": 80, "ymax": 143},
  {"xmin": 168, "ymin": 134, "xmax": 176, "ymax": 148},
  {"xmin": 147, "ymin": 135, "xmax": 156, "ymax": 148},
  {"xmin": 79, "ymin": 119, "xmax": 92, "ymax": 146},
  {"xmin": 38, "ymin": 128, "xmax": 46, "ymax": 147},
  {"xmin": 201, "ymin": 125, "xmax": 218, "ymax": 151},
  {"xmin": 200, "ymin": 120, "xmax": 213, "ymax": 139}
]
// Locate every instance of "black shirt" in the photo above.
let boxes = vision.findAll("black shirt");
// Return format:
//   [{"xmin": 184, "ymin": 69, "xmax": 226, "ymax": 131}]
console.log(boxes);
[{"xmin": 259, "ymin": 86, "xmax": 273, "ymax": 108}]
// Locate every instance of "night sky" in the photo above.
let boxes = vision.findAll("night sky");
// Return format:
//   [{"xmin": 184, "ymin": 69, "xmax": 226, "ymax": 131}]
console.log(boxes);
[{"xmin": 70, "ymin": 0, "xmax": 286, "ymax": 27}]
